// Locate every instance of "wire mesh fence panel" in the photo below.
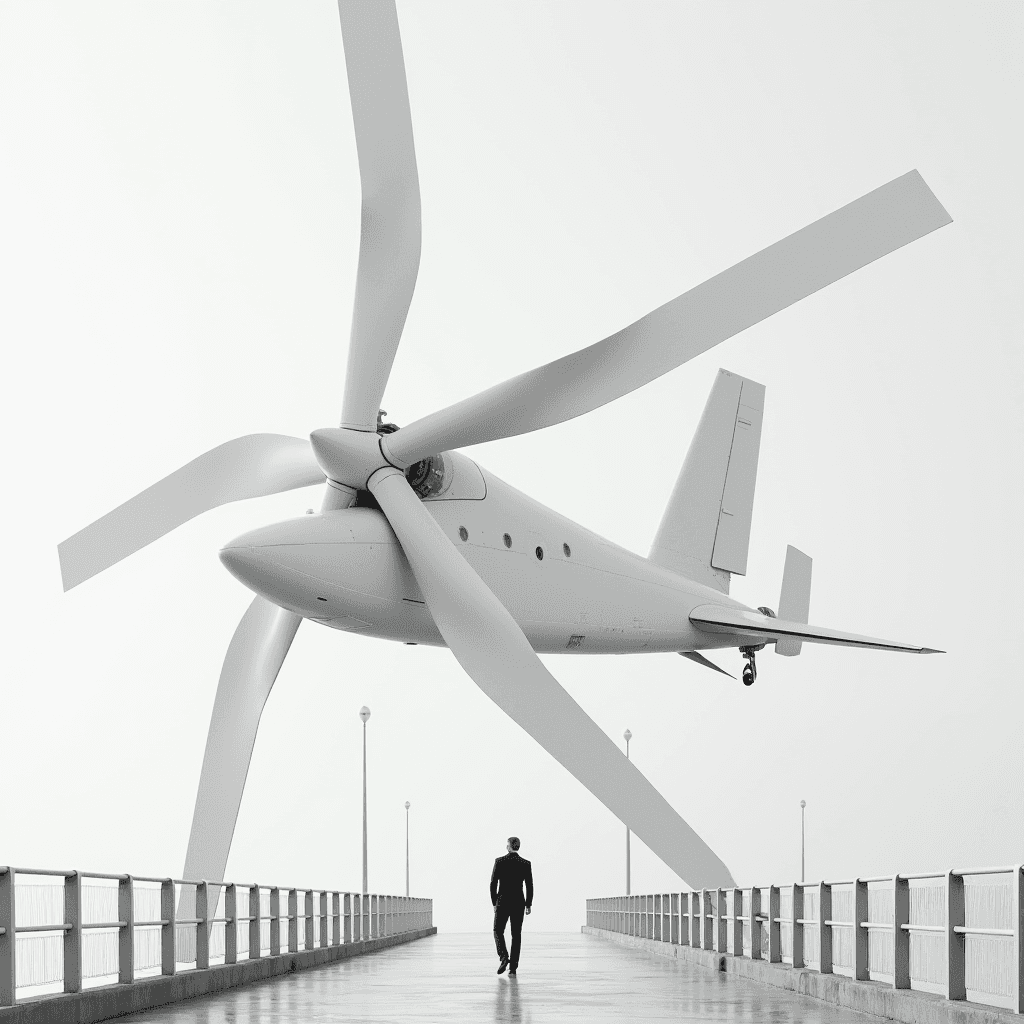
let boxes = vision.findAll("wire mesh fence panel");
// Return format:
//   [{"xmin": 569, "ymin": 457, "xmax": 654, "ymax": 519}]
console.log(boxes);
[
  {"xmin": 831, "ymin": 885, "xmax": 854, "ymax": 974},
  {"xmin": 909, "ymin": 880, "xmax": 945, "ymax": 993},
  {"xmin": 965, "ymin": 876, "xmax": 1015, "ymax": 1007},
  {"xmin": 14, "ymin": 882, "xmax": 64, "ymax": 928},
  {"xmin": 14, "ymin": 933, "xmax": 63, "ymax": 988},
  {"xmin": 134, "ymin": 926, "xmax": 161, "ymax": 974},
  {"xmin": 867, "ymin": 883, "xmax": 895, "ymax": 981}
]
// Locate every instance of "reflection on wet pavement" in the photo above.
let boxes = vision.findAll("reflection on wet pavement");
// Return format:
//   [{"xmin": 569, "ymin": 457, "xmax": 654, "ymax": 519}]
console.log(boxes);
[{"xmin": 112, "ymin": 932, "xmax": 883, "ymax": 1022}]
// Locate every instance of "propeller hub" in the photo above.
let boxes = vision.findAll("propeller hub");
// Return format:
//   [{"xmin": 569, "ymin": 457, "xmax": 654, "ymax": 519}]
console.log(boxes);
[{"xmin": 309, "ymin": 427, "xmax": 396, "ymax": 491}]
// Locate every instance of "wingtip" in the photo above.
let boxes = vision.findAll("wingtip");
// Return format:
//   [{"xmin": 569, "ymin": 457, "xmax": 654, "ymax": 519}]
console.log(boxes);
[{"xmin": 919, "ymin": 647, "xmax": 945, "ymax": 655}]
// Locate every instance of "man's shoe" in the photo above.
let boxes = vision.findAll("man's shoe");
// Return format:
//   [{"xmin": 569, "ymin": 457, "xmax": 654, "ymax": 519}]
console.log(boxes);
[
  {"xmin": 497, "ymin": 957, "xmax": 509, "ymax": 975},
  {"xmin": 509, "ymin": 966, "xmax": 517, "ymax": 976}
]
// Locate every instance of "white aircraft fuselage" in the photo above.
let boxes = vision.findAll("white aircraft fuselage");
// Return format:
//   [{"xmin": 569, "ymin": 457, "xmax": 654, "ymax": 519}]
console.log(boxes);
[{"xmin": 220, "ymin": 451, "xmax": 750, "ymax": 656}]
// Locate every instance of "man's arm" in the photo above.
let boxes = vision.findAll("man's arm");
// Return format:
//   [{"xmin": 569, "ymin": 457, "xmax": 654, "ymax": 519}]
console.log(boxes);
[
  {"xmin": 490, "ymin": 859, "xmax": 500, "ymax": 907},
  {"xmin": 524, "ymin": 861, "xmax": 533, "ymax": 909}
]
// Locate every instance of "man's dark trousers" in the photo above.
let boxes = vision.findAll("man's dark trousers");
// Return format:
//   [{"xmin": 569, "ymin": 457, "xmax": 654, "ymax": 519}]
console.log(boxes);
[{"xmin": 493, "ymin": 902, "xmax": 525, "ymax": 968}]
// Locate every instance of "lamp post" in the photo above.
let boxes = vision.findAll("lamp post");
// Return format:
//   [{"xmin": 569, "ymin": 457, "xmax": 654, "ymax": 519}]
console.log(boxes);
[
  {"xmin": 624, "ymin": 729, "xmax": 632, "ymax": 896},
  {"xmin": 800, "ymin": 799, "xmax": 806, "ymax": 883},
  {"xmin": 405, "ymin": 801, "xmax": 411, "ymax": 897},
  {"xmin": 360, "ymin": 706, "xmax": 370, "ymax": 893}
]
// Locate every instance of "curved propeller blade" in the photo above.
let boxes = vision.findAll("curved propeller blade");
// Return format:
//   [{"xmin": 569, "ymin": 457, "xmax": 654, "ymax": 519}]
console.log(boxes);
[
  {"xmin": 383, "ymin": 170, "xmax": 951, "ymax": 467},
  {"xmin": 58, "ymin": 434, "xmax": 324, "ymax": 592},
  {"xmin": 337, "ymin": 0, "xmax": 421, "ymax": 432},
  {"xmin": 368, "ymin": 467, "xmax": 734, "ymax": 888},
  {"xmin": 178, "ymin": 595, "xmax": 302, "ymax": 938}
]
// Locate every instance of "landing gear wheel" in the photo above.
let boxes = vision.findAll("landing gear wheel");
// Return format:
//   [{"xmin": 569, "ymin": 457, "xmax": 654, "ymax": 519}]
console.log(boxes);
[{"xmin": 740, "ymin": 647, "xmax": 758, "ymax": 686}]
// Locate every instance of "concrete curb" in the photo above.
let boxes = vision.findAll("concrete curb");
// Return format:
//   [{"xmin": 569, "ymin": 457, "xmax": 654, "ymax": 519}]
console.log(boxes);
[
  {"xmin": 0, "ymin": 927, "xmax": 437, "ymax": 1024},
  {"xmin": 581, "ymin": 927, "xmax": 1018, "ymax": 1024}
]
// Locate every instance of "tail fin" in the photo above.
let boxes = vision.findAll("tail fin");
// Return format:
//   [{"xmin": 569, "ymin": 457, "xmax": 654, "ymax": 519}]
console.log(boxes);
[
  {"xmin": 776, "ymin": 545, "xmax": 812, "ymax": 656},
  {"xmin": 649, "ymin": 369, "xmax": 765, "ymax": 594}
]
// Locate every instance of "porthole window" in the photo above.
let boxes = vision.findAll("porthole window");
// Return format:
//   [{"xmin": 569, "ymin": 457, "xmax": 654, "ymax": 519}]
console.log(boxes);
[
  {"xmin": 458, "ymin": 526, "xmax": 468, "ymax": 541},
  {"xmin": 535, "ymin": 546, "xmax": 544, "ymax": 560},
  {"xmin": 503, "ymin": 533, "xmax": 512, "ymax": 548},
  {"xmin": 563, "ymin": 543, "xmax": 571, "ymax": 558}
]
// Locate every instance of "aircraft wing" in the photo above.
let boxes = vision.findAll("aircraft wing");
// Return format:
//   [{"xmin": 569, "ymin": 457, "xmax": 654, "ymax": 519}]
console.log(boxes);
[{"xmin": 689, "ymin": 604, "xmax": 942, "ymax": 654}]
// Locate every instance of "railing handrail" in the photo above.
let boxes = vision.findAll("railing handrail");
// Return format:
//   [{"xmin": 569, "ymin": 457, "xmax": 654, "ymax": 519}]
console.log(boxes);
[
  {"xmin": 0, "ymin": 863, "xmax": 433, "ymax": 1011},
  {"xmin": 585, "ymin": 861, "xmax": 1024, "ymax": 1016}
]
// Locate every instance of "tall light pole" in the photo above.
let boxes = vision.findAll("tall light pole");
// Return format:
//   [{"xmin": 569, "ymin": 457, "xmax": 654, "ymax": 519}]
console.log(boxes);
[
  {"xmin": 405, "ymin": 801, "xmax": 411, "ymax": 897},
  {"xmin": 360, "ymin": 706, "xmax": 370, "ymax": 893},
  {"xmin": 800, "ymin": 799, "xmax": 806, "ymax": 883},
  {"xmin": 623, "ymin": 729, "xmax": 632, "ymax": 896}
]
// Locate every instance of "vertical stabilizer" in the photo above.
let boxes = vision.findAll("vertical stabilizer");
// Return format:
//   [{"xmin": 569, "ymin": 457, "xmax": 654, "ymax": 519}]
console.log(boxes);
[
  {"xmin": 776, "ymin": 545, "xmax": 812, "ymax": 656},
  {"xmin": 649, "ymin": 369, "xmax": 765, "ymax": 593}
]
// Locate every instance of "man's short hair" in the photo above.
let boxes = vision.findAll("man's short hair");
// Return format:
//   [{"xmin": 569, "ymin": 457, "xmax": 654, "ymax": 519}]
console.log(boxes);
[{"xmin": 507, "ymin": 836, "xmax": 521, "ymax": 851}]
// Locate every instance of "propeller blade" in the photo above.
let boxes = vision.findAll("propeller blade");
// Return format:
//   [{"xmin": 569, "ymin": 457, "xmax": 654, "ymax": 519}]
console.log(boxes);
[
  {"xmin": 368, "ymin": 467, "xmax": 734, "ymax": 888},
  {"xmin": 178, "ymin": 595, "xmax": 302, "ymax": 939},
  {"xmin": 337, "ymin": 0, "xmax": 421, "ymax": 432},
  {"xmin": 383, "ymin": 170, "xmax": 951, "ymax": 466},
  {"xmin": 58, "ymin": 434, "xmax": 324, "ymax": 591}
]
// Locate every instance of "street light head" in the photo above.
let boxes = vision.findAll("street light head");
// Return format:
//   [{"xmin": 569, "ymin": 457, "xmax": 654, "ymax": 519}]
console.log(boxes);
[
  {"xmin": 359, "ymin": 706, "xmax": 371, "ymax": 723},
  {"xmin": 800, "ymin": 799, "xmax": 806, "ymax": 808},
  {"xmin": 405, "ymin": 801, "xmax": 410, "ymax": 810},
  {"xmin": 623, "ymin": 729, "xmax": 632, "ymax": 742}
]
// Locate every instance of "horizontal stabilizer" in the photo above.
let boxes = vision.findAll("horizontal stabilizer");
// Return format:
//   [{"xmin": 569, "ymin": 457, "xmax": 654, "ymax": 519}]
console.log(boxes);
[
  {"xmin": 689, "ymin": 604, "xmax": 942, "ymax": 654},
  {"xmin": 679, "ymin": 650, "xmax": 735, "ymax": 679}
]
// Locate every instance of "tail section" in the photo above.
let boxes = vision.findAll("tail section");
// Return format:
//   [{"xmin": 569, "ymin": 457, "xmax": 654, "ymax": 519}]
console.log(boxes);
[
  {"xmin": 776, "ymin": 545, "xmax": 812, "ymax": 656},
  {"xmin": 649, "ymin": 369, "xmax": 765, "ymax": 594}
]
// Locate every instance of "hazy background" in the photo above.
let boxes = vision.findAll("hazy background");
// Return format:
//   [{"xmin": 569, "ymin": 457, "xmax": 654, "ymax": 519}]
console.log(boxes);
[{"xmin": 1, "ymin": 1, "xmax": 1021, "ymax": 933}]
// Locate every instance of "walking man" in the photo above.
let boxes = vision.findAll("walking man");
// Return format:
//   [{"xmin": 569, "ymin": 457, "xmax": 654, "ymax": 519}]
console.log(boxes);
[{"xmin": 491, "ymin": 836, "xmax": 533, "ymax": 976}]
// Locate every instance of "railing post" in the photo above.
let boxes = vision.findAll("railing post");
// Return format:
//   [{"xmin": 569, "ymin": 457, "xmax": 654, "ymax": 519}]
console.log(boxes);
[
  {"xmin": 224, "ymin": 884, "xmax": 237, "ymax": 965},
  {"xmin": 117, "ymin": 874, "xmax": 134, "ymax": 984},
  {"xmin": 1013, "ymin": 864, "xmax": 1023, "ymax": 1014},
  {"xmin": 332, "ymin": 893, "xmax": 341, "ymax": 946},
  {"xmin": 854, "ymin": 878, "xmax": 868, "ymax": 981},
  {"xmin": 819, "ymin": 882, "xmax": 832, "ymax": 973},
  {"xmin": 946, "ymin": 870, "xmax": 966, "ymax": 1000},
  {"xmin": 671, "ymin": 893, "xmax": 679, "ymax": 944},
  {"xmin": 732, "ymin": 888, "xmax": 743, "ymax": 957},
  {"xmin": 690, "ymin": 891, "xmax": 700, "ymax": 948},
  {"xmin": 894, "ymin": 874, "xmax": 909, "ymax": 989},
  {"xmin": 716, "ymin": 888, "xmax": 727, "ymax": 952},
  {"xmin": 768, "ymin": 885, "xmax": 781, "ymax": 963},
  {"xmin": 320, "ymin": 891, "xmax": 329, "ymax": 948},
  {"xmin": 653, "ymin": 894, "xmax": 661, "ymax": 940},
  {"xmin": 64, "ymin": 870, "xmax": 82, "ymax": 993},
  {"xmin": 749, "ymin": 887, "xmax": 761, "ymax": 960},
  {"xmin": 161, "ymin": 878, "xmax": 176, "ymax": 976},
  {"xmin": 195, "ymin": 882, "xmax": 209, "ymax": 970},
  {"xmin": 270, "ymin": 887, "xmax": 280, "ymax": 956},
  {"xmin": 792, "ymin": 883, "xmax": 804, "ymax": 968},
  {"xmin": 353, "ymin": 893, "xmax": 361, "ymax": 942},
  {"xmin": 305, "ymin": 890, "xmax": 314, "ymax": 950},
  {"xmin": 345, "ymin": 893, "xmax": 353, "ymax": 943},
  {"xmin": 248, "ymin": 885, "xmax": 261, "ymax": 960},
  {"xmin": 288, "ymin": 889, "xmax": 298, "ymax": 953},
  {"xmin": 0, "ymin": 868, "xmax": 15, "ymax": 1006}
]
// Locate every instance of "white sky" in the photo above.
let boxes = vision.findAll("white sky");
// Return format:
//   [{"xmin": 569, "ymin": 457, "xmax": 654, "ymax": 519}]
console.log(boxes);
[{"xmin": 1, "ymin": 2, "xmax": 1021, "ymax": 933}]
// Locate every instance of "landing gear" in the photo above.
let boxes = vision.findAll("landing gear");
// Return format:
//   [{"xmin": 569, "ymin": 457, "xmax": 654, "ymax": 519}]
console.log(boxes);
[{"xmin": 740, "ymin": 646, "xmax": 759, "ymax": 686}]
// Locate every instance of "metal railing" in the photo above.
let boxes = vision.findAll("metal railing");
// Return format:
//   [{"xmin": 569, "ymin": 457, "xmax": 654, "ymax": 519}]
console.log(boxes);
[
  {"xmin": 587, "ymin": 864, "xmax": 1023, "ymax": 1014},
  {"xmin": 0, "ymin": 864, "xmax": 432, "ymax": 1008}
]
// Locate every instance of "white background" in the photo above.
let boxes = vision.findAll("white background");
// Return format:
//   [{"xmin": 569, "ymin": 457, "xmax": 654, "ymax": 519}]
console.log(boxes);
[{"xmin": 1, "ymin": 1, "xmax": 1021, "ymax": 933}]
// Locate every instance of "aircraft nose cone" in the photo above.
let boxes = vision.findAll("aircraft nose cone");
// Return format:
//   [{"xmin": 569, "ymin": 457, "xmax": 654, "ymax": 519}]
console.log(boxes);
[{"xmin": 219, "ymin": 543, "xmax": 268, "ymax": 592}]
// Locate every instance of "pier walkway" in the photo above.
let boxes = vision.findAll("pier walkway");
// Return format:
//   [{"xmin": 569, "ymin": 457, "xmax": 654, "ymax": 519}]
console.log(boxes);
[{"xmin": 108, "ymin": 931, "xmax": 880, "ymax": 1023}]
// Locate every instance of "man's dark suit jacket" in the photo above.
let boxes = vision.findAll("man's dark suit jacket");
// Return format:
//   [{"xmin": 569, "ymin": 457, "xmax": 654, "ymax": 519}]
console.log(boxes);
[{"xmin": 490, "ymin": 852, "xmax": 533, "ymax": 908}]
